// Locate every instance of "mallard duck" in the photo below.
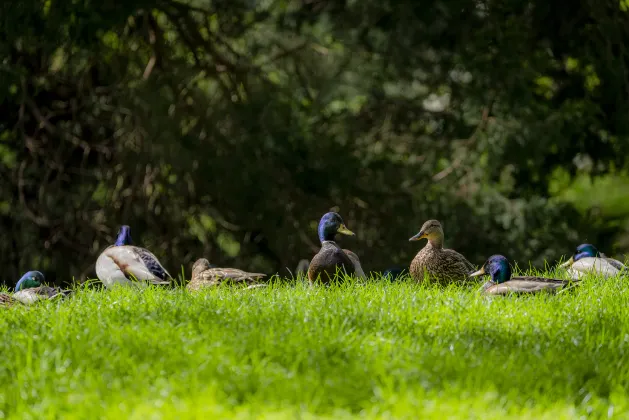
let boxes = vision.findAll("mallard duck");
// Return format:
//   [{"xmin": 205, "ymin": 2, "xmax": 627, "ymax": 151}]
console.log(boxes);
[
  {"xmin": 13, "ymin": 271, "xmax": 72, "ymax": 305},
  {"xmin": 95, "ymin": 225, "xmax": 172, "ymax": 289},
  {"xmin": 187, "ymin": 258, "xmax": 266, "ymax": 291},
  {"xmin": 409, "ymin": 219, "xmax": 474, "ymax": 284},
  {"xmin": 471, "ymin": 255, "xmax": 575, "ymax": 295},
  {"xmin": 308, "ymin": 212, "xmax": 363, "ymax": 284},
  {"xmin": 559, "ymin": 243, "xmax": 627, "ymax": 280},
  {"xmin": 383, "ymin": 267, "xmax": 408, "ymax": 281}
]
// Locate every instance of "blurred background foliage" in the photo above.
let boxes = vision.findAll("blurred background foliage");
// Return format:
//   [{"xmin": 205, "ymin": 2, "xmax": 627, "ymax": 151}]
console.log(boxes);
[{"xmin": 1, "ymin": 0, "xmax": 628, "ymax": 284}]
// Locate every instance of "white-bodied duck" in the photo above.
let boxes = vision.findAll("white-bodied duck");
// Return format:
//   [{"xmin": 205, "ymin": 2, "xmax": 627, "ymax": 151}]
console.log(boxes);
[
  {"xmin": 95, "ymin": 225, "xmax": 172, "ymax": 288},
  {"xmin": 559, "ymin": 243, "xmax": 627, "ymax": 280}
]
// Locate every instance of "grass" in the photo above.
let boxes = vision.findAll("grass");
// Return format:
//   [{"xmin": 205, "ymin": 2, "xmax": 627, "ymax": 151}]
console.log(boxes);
[{"xmin": 1, "ymin": 270, "xmax": 629, "ymax": 419}]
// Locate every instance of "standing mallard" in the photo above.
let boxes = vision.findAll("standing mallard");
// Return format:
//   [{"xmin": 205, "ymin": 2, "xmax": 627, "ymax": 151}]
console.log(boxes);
[
  {"xmin": 409, "ymin": 219, "xmax": 474, "ymax": 284},
  {"xmin": 471, "ymin": 255, "xmax": 576, "ymax": 295},
  {"xmin": 559, "ymin": 243, "xmax": 627, "ymax": 280},
  {"xmin": 187, "ymin": 258, "xmax": 266, "ymax": 291},
  {"xmin": 308, "ymin": 212, "xmax": 363, "ymax": 284},
  {"xmin": 95, "ymin": 225, "xmax": 172, "ymax": 289},
  {"xmin": 13, "ymin": 271, "xmax": 72, "ymax": 305}
]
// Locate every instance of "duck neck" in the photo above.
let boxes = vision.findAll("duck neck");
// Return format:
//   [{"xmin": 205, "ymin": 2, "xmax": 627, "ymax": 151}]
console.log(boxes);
[
  {"xmin": 114, "ymin": 230, "xmax": 132, "ymax": 246},
  {"xmin": 318, "ymin": 226, "xmax": 336, "ymax": 243},
  {"xmin": 427, "ymin": 235, "xmax": 443, "ymax": 249}
]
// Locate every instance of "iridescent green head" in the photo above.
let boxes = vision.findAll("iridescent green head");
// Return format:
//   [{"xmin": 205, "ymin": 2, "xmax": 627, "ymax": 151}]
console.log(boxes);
[
  {"xmin": 15, "ymin": 271, "xmax": 45, "ymax": 292},
  {"xmin": 317, "ymin": 212, "xmax": 355, "ymax": 243},
  {"xmin": 470, "ymin": 255, "xmax": 512, "ymax": 284},
  {"xmin": 574, "ymin": 244, "xmax": 599, "ymax": 261}
]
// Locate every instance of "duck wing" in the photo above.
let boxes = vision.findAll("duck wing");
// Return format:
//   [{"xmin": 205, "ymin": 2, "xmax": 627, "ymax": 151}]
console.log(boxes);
[
  {"xmin": 203, "ymin": 267, "xmax": 265, "ymax": 283},
  {"xmin": 188, "ymin": 267, "xmax": 265, "ymax": 291},
  {"xmin": 484, "ymin": 276, "xmax": 573, "ymax": 295},
  {"xmin": 568, "ymin": 257, "xmax": 620, "ymax": 279},
  {"xmin": 131, "ymin": 246, "xmax": 172, "ymax": 281},
  {"xmin": 343, "ymin": 249, "xmax": 366, "ymax": 279},
  {"xmin": 604, "ymin": 257, "xmax": 627, "ymax": 272},
  {"xmin": 441, "ymin": 249, "xmax": 475, "ymax": 274}
]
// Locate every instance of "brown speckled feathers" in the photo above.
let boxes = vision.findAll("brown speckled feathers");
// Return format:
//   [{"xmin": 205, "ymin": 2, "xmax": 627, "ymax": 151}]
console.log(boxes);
[
  {"xmin": 187, "ymin": 258, "xmax": 266, "ymax": 291},
  {"xmin": 409, "ymin": 220, "xmax": 474, "ymax": 284}
]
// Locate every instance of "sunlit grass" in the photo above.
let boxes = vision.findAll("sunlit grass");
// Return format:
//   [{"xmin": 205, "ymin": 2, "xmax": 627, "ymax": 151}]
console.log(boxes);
[{"xmin": 0, "ymin": 269, "xmax": 628, "ymax": 418}]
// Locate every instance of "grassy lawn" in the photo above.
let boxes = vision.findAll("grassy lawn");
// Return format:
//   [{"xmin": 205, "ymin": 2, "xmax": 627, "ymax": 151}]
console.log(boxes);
[{"xmin": 1, "ymin": 271, "xmax": 628, "ymax": 419}]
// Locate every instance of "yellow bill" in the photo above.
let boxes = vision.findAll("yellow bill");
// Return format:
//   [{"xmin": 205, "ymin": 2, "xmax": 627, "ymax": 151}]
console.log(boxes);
[
  {"xmin": 559, "ymin": 256, "xmax": 574, "ymax": 268},
  {"xmin": 337, "ymin": 224, "xmax": 355, "ymax": 236},
  {"xmin": 408, "ymin": 231, "xmax": 426, "ymax": 241},
  {"xmin": 469, "ymin": 266, "xmax": 486, "ymax": 277}
]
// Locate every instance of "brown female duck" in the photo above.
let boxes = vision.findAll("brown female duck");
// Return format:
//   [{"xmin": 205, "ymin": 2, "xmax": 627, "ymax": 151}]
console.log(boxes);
[
  {"xmin": 409, "ymin": 219, "xmax": 474, "ymax": 284},
  {"xmin": 187, "ymin": 258, "xmax": 266, "ymax": 291}
]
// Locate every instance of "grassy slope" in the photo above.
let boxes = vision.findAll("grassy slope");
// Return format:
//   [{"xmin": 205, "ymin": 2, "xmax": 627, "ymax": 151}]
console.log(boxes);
[{"xmin": 1, "ymin": 271, "xmax": 628, "ymax": 419}]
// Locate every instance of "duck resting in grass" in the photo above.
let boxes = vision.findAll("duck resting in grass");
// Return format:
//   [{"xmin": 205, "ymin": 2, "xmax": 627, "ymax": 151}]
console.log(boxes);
[
  {"xmin": 559, "ymin": 243, "xmax": 627, "ymax": 280},
  {"xmin": 95, "ymin": 225, "xmax": 172, "ymax": 289},
  {"xmin": 0, "ymin": 271, "xmax": 72, "ymax": 306},
  {"xmin": 308, "ymin": 212, "xmax": 365, "ymax": 284},
  {"xmin": 471, "ymin": 255, "xmax": 577, "ymax": 295},
  {"xmin": 187, "ymin": 258, "xmax": 266, "ymax": 291},
  {"xmin": 409, "ymin": 219, "xmax": 475, "ymax": 284},
  {"xmin": 13, "ymin": 271, "xmax": 72, "ymax": 305}
]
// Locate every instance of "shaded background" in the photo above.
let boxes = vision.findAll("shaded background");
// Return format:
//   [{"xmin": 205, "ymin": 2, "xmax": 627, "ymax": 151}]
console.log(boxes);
[{"xmin": 1, "ymin": 0, "xmax": 628, "ymax": 285}]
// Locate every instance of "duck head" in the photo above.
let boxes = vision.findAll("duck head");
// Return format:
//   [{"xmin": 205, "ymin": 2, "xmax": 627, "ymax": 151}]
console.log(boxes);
[
  {"xmin": 317, "ymin": 212, "xmax": 355, "ymax": 243},
  {"xmin": 15, "ymin": 271, "xmax": 45, "ymax": 292},
  {"xmin": 114, "ymin": 225, "xmax": 133, "ymax": 246},
  {"xmin": 409, "ymin": 220, "xmax": 444, "ymax": 245},
  {"xmin": 191, "ymin": 258, "xmax": 217, "ymax": 277},
  {"xmin": 560, "ymin": 243, "xmax": 600, "ymax": 268},
  {"xmin": 470, "ymin": 255, "xmax": 512, "ymax": 284}
]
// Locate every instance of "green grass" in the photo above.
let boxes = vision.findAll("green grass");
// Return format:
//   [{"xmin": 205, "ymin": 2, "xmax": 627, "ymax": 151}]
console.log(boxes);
[{"xmin": 1, "ymin": 271, "xmax": 629, "ymax": 419}]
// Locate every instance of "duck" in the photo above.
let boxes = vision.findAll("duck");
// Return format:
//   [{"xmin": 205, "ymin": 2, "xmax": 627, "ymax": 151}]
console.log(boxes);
[
  {"xmin": 383, "ymin": 267, "xmax": 408, "ymax": 281},
  {"xmin": 559, "ymin": 243, "xmax": 627, "ymax": 280},
  {"xmin": 13, "ymin": 271, "xmax": 72, "ymax": 305},
  {"xmin": 308, "ymin": 212, "xmax": 364, "ymax": 284},
  {"xmin": 409, "ymin": 219, "xmax": 474, "ymax": 284},
  {"xmin": 471, "ymin": 255, "xmax": 576, "ymax": 295},
  {"xmin": 187, "ymin": 258, "xmax": 266, "ymax": 291},
  {"xmin": 95, "ymin": 225, "xmax": 172, "ymax": 289}
]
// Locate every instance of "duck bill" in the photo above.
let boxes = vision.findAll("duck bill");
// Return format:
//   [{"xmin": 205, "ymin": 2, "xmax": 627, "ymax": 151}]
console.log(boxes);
[
  {"xmin": 409, "ymin": 231, "xmax": 425, "ymax": 242},
  {"xmin": 469, "ymin": 266, "xmax": 486, "ymax": 277},
  {"xmin": 559, "ymin": 256, "xmax": 574, "ymax": 268},
  {"xmin": 337, "ymin": 224, "xmax": 355, "ymax": 236}
]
